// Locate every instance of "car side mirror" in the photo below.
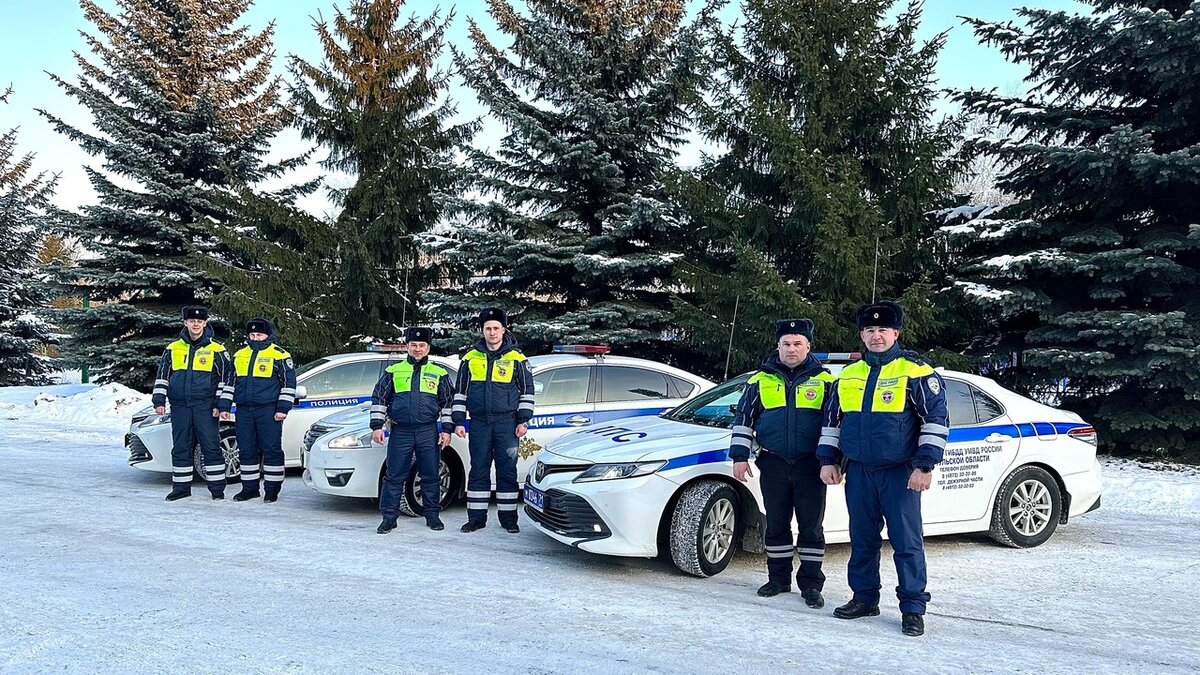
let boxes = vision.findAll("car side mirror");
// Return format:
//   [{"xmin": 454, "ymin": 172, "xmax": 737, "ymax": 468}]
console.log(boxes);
[{"xmin": 295, "ymin": 385, "xmax": 308, "ymax": 401}]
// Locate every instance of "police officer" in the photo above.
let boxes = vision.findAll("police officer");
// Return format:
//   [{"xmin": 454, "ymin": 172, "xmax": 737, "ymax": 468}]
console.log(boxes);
[
  {"xmin": 451, "ymin": 308, "xmax": 534, "ymax": 534},
  {"xmin": 816, "ymin": 301, "xmax": 949, "ymax": 637},
  {"xmin": 230, "ymin": 318, "xmax": 296, "ymax": 503},
  {"xmin": 730, "ymin": 318, "xmax": 835, "ymax": 608},
  {"xmin": 152, "ymin": 306, "xmax": 235, "ymax": 501},
  {"xmin": 371, "ymin": 327, "xmax": 455, "ymax": 533}
]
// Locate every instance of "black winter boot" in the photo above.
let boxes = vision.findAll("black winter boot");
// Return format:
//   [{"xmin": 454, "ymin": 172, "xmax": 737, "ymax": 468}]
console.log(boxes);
[
  {"xmin": 902, "ymin": 613, "xmax": 925, "ymax": 637},
  {"xmin": 165, "ymin": 487, "xmax": 191, "ymax": 501},
  {"xmin": 377, "ymin": 517, "xmax": 398, "ymax": 534},
  {"xmin": 756, "ymin": 580, "xmax": 790, "ymax": 597},
  {"xmin": 232, "ymin": 488, "xmax": 260, "ymax": 502},
  {"xmin": 801, "ymin": 588, "xmax": 825, "ymax": 609},
  {"xmin": 833, "ymin": 599, "xmax": 880, "ymax": 620}
]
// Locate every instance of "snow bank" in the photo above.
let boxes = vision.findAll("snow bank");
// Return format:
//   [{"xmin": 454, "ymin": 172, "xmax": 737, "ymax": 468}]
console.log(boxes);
[
  {"xmin": 1099, "ymin": 457, "xmax": 1200, "ymax": 518},
  {"xmin": 0, "ymin": 383, "xmax": 148, "ymax": 424}
]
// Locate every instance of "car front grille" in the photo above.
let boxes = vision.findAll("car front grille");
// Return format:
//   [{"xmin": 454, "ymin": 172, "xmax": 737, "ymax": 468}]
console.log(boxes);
[
  {"xmin": 525, "ymin": 489, "xmax": 611, "ymax": 539},
  {"xmin": 128, "ymin": 435, "xmax": 152, "ymax": 464},
  {"xmin": 303, "ymin": 424, "xmax": 338, "ymax": 453}
]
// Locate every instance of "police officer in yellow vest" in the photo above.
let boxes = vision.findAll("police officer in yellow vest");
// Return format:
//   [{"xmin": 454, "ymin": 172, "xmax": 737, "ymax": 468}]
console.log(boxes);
[
  {"xmin": 230, "ymin": 318, "xmax": 296, "ymax": 503},
  {"xmin": 371, "ymin": 326, "xmax": 455, "ymax": 533},
  {"xmin": 152, "ymin": 306, "xmax": 235, "ymax": 501},
  {"xmin": 730, "ymin": 319, "xmax": 836, "ymax": 608},
  {"xmin": 451, "ymin": 308, "xmax": 535, "ymax": 534},
  {"xmin": 817, "ymin": 301, "xmax": 949, "ymax": 637}
]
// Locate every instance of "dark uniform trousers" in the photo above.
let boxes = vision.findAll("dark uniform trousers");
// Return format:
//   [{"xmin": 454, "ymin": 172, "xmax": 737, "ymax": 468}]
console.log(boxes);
[
  {"xmin": 171, "ymin": 404, "xmax": 225, "ymax": 494},
  {"xmin": 758, "ymin": 451, "xmax": 827, "ymax": 591},
  {"xmin": 380, "ymin": 424, "xmax": 441, "ymax": 520},
  {"xmin": 234, "ymin": 404, "xmax": 285, "ymax": 495},
  {"xmin": 845, "ymin": 461, "xmax": 931, "ymax": 614},
  {"xmin": 465, "ymin": 418, "xmax": 520, "ymax": 527}
]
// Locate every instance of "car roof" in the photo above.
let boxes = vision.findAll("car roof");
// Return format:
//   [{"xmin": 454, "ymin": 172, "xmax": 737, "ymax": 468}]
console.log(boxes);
[
  {"xmin": 315, "ymin": 351, "xmax": 710, "ymax": 384},
  {"xmin": 527, "ymin": 353, "xmax": 712, "ymax": 384},
  {"xmin": 315, "ymin": 352, "xmax": 462, "ymax": 367}
]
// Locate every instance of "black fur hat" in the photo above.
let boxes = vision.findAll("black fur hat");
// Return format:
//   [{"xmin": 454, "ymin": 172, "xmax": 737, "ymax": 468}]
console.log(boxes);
[
  {"xmin": 478, "ymin": 308, "xmax": 508, "ymax": 328},
  {"xmin": 181, "ymin": 305, "xmax": 209, "ymax": 321},
  {"xmin": 405, "ymin": 326, "xmax": 433, "ymax": 344},
  {"xmin": 856, "ymin": 301, "xmax": 904, "ymax": 330},
  {"xmin": 245, "ymin": 318, "xmax": 273, "ymax": 335},
  {"xmin": 776, "ymin": 318, "xmax": 814, "ymax": 342}
]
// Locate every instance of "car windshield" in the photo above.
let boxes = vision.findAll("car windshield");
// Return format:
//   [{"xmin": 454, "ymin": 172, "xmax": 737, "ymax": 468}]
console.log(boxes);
[{"xmin": 663, "ymin": 375, "xmax": 751, "ymax": 428}]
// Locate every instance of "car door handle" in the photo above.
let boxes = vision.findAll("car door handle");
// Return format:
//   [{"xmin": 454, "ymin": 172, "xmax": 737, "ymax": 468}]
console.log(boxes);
[
  {"xmin": 985, "ymin": 433, "xmax": 1014, "ymax": 443},
  {"xmin": 565, "ymin": 416, "xmax": 591, "ymax": 426}
]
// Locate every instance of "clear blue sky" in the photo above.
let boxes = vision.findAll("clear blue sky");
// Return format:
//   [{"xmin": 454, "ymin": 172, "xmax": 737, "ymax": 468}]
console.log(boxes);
[{"xmin": 0, "ymin": 0, "xmax": 1088, "ymax": 211}]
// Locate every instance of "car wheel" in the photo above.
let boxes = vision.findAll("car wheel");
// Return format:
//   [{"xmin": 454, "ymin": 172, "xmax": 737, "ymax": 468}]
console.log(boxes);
[
  {"xmin": 669, "ymin": 480, "xmax": 739, "ymax": 577},
  {"xmin": 399, "ymin": 451, "xmax": 460, "ymax": 517},
  {"xmin": 193, "ymin": 429, "xmax": 241, "ymax": 483},
  {"xmin": 989, "ymin": 465, "xmax": 1061, "ymax": 548}
]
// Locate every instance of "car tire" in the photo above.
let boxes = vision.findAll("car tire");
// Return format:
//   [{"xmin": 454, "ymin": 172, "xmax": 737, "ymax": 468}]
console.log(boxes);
[
  {"xmin": 989, "ymin": 465, "xmax": 1061, "ymax": 548},
  {"xmin": 194, "ymin": 428, "xmax": 241, "ymax": 484},
  {"xmin": 398, "ymin": 451, "xmax": 461, "ymax": 517},
  {"xmin": 669, "ymin": 480, "xmax": 739, "ymax": 577}
]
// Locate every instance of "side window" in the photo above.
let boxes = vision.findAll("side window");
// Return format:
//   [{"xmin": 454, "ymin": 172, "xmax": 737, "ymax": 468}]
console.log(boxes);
[
  {"xmin": 533, "ymin": 366, "xmax": 592, "ymax": 406},
  {"xmin": 972, "ymin": 387, "xmax": 1004, "ymax": 423},
  {"xmin": 601, "ymin": 367, "xmax": 670, "ymax": 402},
  {"xmin": 943, "ymin": 379, "xmax": 977, "ymax": 427},
  {"xmin": 668, "ymin": 375, "xmax": 697, "ymax": 399},
  {"xmin": 301, "ymin": 360, "xmax": 383, "ymax": 398}
]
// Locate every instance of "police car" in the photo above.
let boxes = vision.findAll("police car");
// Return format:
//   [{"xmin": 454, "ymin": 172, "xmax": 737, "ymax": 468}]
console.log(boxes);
[
  {"xmin": 303, "ymin": 346, "xmax": 714, "ymax": 515},
  {"xmin": 523, "ymin": 355, "xmax": 1104, "ymax": 577},
  {"xmin": 125, "ymin": 346, "xmax": 455, "ymax": 482}
]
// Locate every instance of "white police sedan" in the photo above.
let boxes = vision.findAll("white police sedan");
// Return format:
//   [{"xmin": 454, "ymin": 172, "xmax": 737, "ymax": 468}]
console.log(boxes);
[
  {"xmin": 523, "ymin": 357, "xmax": 1104, "ymax": 577},
  {"xmin": 125, "ymin": 346, "xmax": 447, "ymax": 482},
  {"xmin": 303, "ymin": 346, "xmax": 714, "ymax": 516}
]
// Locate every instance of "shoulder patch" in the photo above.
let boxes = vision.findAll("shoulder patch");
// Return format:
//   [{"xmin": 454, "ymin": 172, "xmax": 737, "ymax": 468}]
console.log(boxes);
[
  {"xmin": 927, "ymin": 377, "xmax": 940, "ymax": 396},
  {"xmin": 285, "ymin": 358, "xmax": 294, "ymax": 369}
]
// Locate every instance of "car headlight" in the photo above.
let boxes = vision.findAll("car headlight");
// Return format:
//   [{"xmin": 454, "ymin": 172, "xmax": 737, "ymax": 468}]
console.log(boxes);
[
  {"xmin": 326, "ymin": 430, "xmax": 375, "ymax": 450},
  {"xmin": 139, "ymin": 414, "xmax": 172, "ymax": 428},
  {"xmin": 573, "ymin": 460, "xmax": 666, "ymax": 483}
]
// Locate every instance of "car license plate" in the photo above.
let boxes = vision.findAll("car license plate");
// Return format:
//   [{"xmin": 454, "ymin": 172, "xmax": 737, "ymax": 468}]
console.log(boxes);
[{"xmin": 524, "ymin": 484, "xmax": 545, "ymax": 512}]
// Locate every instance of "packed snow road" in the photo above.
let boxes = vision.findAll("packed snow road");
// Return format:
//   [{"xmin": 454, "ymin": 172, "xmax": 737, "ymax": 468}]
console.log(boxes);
[{"xmin": 1, "ymin": 385, "xmax": 1198, "ymax": 674}]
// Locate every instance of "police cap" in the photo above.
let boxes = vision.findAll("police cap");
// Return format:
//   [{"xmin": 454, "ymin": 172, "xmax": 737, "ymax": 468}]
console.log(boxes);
[{"xmin": 856, "ymin": 301, "xmax": 904, "ymax": 330}]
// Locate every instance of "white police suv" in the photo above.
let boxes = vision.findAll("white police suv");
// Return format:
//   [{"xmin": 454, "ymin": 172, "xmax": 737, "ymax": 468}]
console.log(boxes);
[
  {"xmin": 523, "ymin": 356, "xmax": 1104, "ymax": 577},
  {"xmin": 125, "ymin": 346, "xmax": 452, "ymax": 482},
  {"xmin": 303, "ymin": 346, "xmax": 714, "ymax": 516}
]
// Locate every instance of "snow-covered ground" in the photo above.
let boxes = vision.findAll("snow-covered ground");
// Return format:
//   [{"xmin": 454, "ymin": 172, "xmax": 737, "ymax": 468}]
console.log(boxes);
[{"xmin": 2, "ymin": 385, "xmax": 1198, "ymax": 674}]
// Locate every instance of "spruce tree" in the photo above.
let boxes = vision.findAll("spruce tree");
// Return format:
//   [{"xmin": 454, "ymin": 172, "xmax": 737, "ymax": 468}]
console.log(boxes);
[
  {"xmin": 675, "ymin": 0, "xmax": 962, "ymax": 372},
  {"xmin": 39, "ymin": 0, "xmax": 296, "ymax": 388},
  {"xmin": 0, "ymin": 88, "xmax": 59, "ymax": 385},
  {"xmin": 281, "ymin": 0, "xmax": 476, "ymax": 339},
  {"xmin": 950, "ymin": 0, "xmax": 1200, "ymax": 458},
  {"xmin": 426, "ymin": 0, "xmax": 712, "ymax": 356}
]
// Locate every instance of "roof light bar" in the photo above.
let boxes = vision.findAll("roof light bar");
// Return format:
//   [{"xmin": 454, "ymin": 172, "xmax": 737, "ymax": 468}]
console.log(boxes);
[
  {"xmin": 552, "ymin": 344, "xmax": 611, "ymax": 355},
  {"xmin": 366, "ymin": 343, "xmax": 408, "ymax": 353},
  {"xmin": 814, "ymin": 352, "xmax": 862, "ymax": 361}
]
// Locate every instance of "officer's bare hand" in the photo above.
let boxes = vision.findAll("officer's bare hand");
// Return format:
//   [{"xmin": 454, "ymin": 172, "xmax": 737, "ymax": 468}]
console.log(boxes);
[
  {"xmin": 212, "ymin": 408, "xmax": 219, "ymax": 418},
  {"xmin": 732, "ymin": 461, "xmax": 753, "ymax": 482},
  {"xmin": 372, "ymin": 429, "xmax": 385, "ymax": 445},
  {"xmin": 454, "ymin": 427, "xmax": 466, "ymax": 438},
  {"xmin": 516, "ymin": 424, "xmax": 528, "ymax": 438},
  {"xmin": 908, "ymin": 469, "xmax": 932, "ymax": 491},
  {"xmin": 438, "ymin": 432, "xmax": 451, "ymax": 448},
  {"xmin": 154, "ymin": 406, "xmax": 166, "ymax": 415},
  {"xmin": 273, "ymin": 412, "xmax": 287, "ymax": 422},
  {"xmin": 220, "ymin": 411, "xmax": 231, "ymax": 421},
  {"xmin": 820, "ymin": 465, "xmax": 842, "ymax": 485}
]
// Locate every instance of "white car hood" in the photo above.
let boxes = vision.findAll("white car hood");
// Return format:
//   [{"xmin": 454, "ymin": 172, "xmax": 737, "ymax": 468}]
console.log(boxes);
[
  {"xmin": 545, "ymin": 415, "xmax": 731, "ymax": 464},
  {"xmin": 318, "ymin": 405, "xmax": 370, "ymax": 426}
]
